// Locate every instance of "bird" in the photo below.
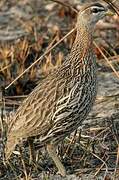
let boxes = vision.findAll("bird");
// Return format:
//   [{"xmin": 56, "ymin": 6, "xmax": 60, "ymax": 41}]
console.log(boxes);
[{"xmin": 5, "ymin": 2, "xmax": 113, "ymax": 176}]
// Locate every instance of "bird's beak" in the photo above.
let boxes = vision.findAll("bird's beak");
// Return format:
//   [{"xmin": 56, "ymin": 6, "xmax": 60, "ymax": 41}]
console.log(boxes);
[{"xmin": 105, "ymin": 9, "xmax": 114, "ymax": 16}]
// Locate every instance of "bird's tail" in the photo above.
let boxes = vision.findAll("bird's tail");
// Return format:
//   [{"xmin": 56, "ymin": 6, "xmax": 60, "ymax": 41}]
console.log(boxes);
[{"xmin": 5, "ymin": 135, "xmax": 18, "ymax": 161}]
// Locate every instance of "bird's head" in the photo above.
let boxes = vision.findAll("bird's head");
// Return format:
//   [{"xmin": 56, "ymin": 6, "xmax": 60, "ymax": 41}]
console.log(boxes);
[{"xmin": 77, "ymin": 2, "xmax": 113, "ymax": 28}]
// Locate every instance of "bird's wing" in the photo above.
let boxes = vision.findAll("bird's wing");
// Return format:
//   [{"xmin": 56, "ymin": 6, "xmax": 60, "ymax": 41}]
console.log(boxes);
[{"xmin": 43, "ymin": 82, "xmax": 84, "ymax": 142}]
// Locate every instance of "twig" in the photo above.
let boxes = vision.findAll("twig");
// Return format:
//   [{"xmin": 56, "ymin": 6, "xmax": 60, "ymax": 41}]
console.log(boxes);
[
  {"xmin": 5, "ymin": 95, "xmax": 27, "ymax": 99},
  {"xmin": 75, "ymin": 167, "xmax": 119, "ymax": 173},
  {"xmin": 49, "ymin": 0, "xmax": 78, "ymax": 13},
  {"xmin": 66, "ymin": 136, "xmax": 109, "ymax": 178},
  {"xmin": 46, "ymin": 33, "xmax": 59, "ymax": 51},
  {"xmin": 0, "ymin": 87, "xmax": 5, "ymax": 136},
  {"xmin": 94, "ymin": 41, "xmax": 119, "ymax": 79},
  {"xmin": 94, "ymin": 156, "xmax": 109, "ymax": 177},
  {"xmin": 94, "ymin": 127, "xmax": 111, "ymax": 139},
  {"xmin": 5, "ymin": 27, "xmax": 76, "ymax": 90},
  {"xmin": 113, "ymin": 145, "xmax": 119, "ymax": 180},
  {"xmin": 63, "ymin": 130, "xmax": 77, "ymax": 158},
  {"xmin": 109, "ymin": 116, "xmax": 119, "ymax": 145},
  {"xmin": 19, "ymin": 145, "xmax": 28, "ymax": 180},
  {"xmin": 103, "ymin": 0, "xmax": 119, "ymax": 16},
  {"xmin": 91, "ymin": 152, "xmax": 108, "ymax": 179},
  {"xmin": 7, "ymin": 160, "xmax": 20, "ymax": 180},
  {"xmin": 0, "ymin": 64, "xmax": 11, "ymax": 72},
  {"xmin": 109, "ymin": 116, "xmax": 119, "ymax": 179},
  {"xmin": 0, "ymin": 87, "xmax": 7, "ymax": 165},
  {"xmin": 96, "ymin": 22, "xmax": 118, "ymax": 30}
]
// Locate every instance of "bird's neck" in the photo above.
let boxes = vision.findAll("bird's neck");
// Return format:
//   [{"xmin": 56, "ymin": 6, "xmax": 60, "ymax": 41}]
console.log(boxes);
[
  {"xmin": 57, "ymin": 24, "xmax": 96, "ymax": 79},
  {"xmin": 71, "ymin": 24, "xmax": 93, "ymax": 62},
  {"xmin": 67, "ymin": 23, "xmax": 94, "ymax": 64},
  {"xmin": 67, "ymin": 24, "xmax": 96, "ymax": 77}
]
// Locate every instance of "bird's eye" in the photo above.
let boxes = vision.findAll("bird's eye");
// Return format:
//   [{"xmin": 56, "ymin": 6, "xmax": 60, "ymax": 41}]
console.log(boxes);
[
  {"xmin": 91, "ymin": 7, "xmax": 105, "ymax": 14},
  {"xmin": 92, "ymin": 8, "xmax": 99, "ymax": 13}
]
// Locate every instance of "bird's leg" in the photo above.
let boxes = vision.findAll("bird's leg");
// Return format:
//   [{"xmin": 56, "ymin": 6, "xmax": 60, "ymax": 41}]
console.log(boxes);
[
  {"xmin": 47, "ymin": 143, "xmax": 66, "ymax": 177},
  {"xmin": 19, "ymin": 144, "xmax": 28, "ymax": 179},
  {"xmin": 28, "ymin": 137, "xmax": 35, "ymax": 164}
]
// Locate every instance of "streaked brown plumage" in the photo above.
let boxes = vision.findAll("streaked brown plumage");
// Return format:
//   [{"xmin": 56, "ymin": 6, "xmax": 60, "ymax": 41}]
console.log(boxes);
[{"xmin": 5, "ymin": 2, "xmax": 112, "ymax": 176}]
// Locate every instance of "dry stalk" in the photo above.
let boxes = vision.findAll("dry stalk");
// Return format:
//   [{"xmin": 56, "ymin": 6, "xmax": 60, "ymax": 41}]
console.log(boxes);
[
  {"xmin": 5, "ymin": 27, "xmax": 76, "ymax": 90},
  {"xmin": 113, "ymin": 145, "xmax": 119, "ymax": 180},
  {"xmin": 0, "ymin": 64, "xmax": 11, "ymax": 72},
  {"xmin": 66, "ymin": 136, "xmax": 109, "ymax": 177},
  {"xmin": 94, "ymin": 41, "xmax": 119, "ymax": 79},
  {"xmin": 94, "ymin": 156, "xmax": 109, "ymax": 177},
  {"xmin": 19, "ymin": 145, "xmax": 28, "ymax": 180},
  {"xmin": 91, "ymin": 152, "xmax": 108, "ymax": 179},
  {"xmin": 94, "ymin": 127, "xmax": 111, "ymax": 139},
  {"xmin": 5, "ymin": 95, "xmax": 27, "ymax": 99},
  {"xmin": 49, "ymin": 0, "xmax": 78, "ymax": 14},
  {"xmin": 7, "ymin": 160, "xmax": 20, "ymax": 180},
  {"xmin": 109, "ymin": 116, "xmax": 119, "ymax": 179},
  {"xmin": 63, "ymin": 130, "xmax": 77, "ymax": 158},
  {"xmin": 104, "ymin": 0, "xmax": 119, "ymax": 16}
]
